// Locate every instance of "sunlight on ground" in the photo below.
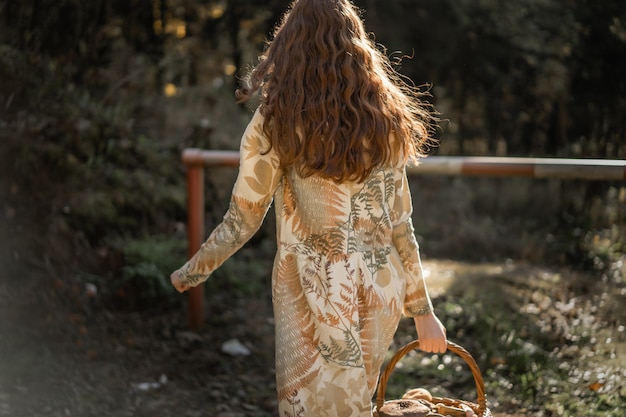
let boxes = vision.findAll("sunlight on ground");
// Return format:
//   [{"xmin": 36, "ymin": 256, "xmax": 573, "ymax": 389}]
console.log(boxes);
[
  {"xmin": 420, "ymin": 258, "xmax": 626, "ymax": 416},
  {"xmin": 423, "ymin": 259, "xmax": 514, "ymax": 298}
]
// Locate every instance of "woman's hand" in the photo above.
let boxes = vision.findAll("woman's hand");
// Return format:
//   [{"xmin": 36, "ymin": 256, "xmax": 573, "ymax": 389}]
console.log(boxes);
[
  {"xmin": 413, "ymin": 312, "xmax": 447, "ymax": 353},
  {"xmin": 170, "ymin": 269, "xmax": 191, "ymax": 293}
]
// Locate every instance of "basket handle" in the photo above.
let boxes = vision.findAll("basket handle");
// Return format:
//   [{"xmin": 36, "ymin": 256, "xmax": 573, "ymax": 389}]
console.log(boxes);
[{"xmin": 375, "ymin": 340, "xmax": 488, "ymax": 415}]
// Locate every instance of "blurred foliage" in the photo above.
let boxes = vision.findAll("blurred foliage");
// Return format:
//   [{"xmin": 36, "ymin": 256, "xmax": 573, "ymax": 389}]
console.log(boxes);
[
  {"xmin": 0, "ymin": 0, "xmax": 624, "ymax": 308},
  {"xmin": 0, "ymin": 1, "xmax": 624, "ymax": 414},
  {"xmin": 2, "ymin": 0, "xmax": 624, "ymax": 156},
  {"xmin": 389, "ymin": 256, "xmax": 626, "ymax": 416},
  {"xmin": 113, "ymin": 234, "xmax": 188, "ymax": 304},
  {"xmin": 76, "ymin": 234, "xmax": 188, "ymax": 308},
  {"xmin": 359, "ymin": 0, "xmax": 626, "ymax": 158}
]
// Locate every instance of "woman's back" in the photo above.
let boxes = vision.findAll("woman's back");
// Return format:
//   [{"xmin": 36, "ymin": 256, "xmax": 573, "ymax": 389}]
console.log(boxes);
[
  {"xmin": 171, "ymin": 1, "xmax": 447, "ymax": 415},
  {"xmin": 275, "ymin": 163, "xmax": 400, "ymax": 259}
]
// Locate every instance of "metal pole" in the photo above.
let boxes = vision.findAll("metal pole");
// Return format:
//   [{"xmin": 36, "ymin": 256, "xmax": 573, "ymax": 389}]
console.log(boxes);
[
  {"xmin": 180, "ymin": 149, "xmax": 626, "ymax": 329},
  {"xmin": 411, "ymin": 156, "xmax": 626, "ymax": 180},
  {"xmin": 186, "ymin": 163, "xmax": 205, "ymax": 329},
  {"xmin": 181, "ymin": 150, "xmax": 238, "ymax": 329}
]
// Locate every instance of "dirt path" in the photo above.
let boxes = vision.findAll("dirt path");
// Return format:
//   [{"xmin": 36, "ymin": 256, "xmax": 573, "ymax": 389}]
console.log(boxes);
[
  {"xmin": 1, "ymin": 215, "xmax": 624, "ymax": 417},
  {"xmin": 423, "ymin": 259, "xmax": 626, "ymax": 416}
]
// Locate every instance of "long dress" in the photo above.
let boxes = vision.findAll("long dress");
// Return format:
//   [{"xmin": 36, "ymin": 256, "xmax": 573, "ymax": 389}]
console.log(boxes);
[{"xmin": 178, "ymin": 108, "xmax": 434, "ymax": 417}]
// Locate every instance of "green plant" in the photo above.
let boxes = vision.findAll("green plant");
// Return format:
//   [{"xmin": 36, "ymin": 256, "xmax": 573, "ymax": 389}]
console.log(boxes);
[{"xmin": 113, "ymin": 234, "xmax": 188, "ymax": 304}]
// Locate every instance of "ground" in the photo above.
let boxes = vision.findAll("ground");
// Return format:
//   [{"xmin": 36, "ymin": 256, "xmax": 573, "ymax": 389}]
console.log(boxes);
[{"xmin": 1, "ymin": 206, "xmax": 624, "ymax": 417}]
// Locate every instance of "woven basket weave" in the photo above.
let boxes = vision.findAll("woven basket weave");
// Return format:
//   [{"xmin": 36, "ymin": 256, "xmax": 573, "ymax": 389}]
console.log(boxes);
[{"xmin": 374, "ymin": 340, "xmax": 492, "ymax": 417}]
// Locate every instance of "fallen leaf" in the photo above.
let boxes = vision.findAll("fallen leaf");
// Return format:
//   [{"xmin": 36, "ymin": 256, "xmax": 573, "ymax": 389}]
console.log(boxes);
[{"xmin": 588, "ymin": 382, "xmax": 604, "ymax": 391}]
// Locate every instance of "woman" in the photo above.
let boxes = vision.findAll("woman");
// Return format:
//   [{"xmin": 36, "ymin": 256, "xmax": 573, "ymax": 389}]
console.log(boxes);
[{"xmin": 171, "ymin": 1, "xmax": 447, "ymax": 415}]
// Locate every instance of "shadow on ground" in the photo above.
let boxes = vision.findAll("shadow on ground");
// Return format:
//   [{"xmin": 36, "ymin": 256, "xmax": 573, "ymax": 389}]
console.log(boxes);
[{"xmin": 2, "ymin": 218, "xmax": 624, "ymax": 417}]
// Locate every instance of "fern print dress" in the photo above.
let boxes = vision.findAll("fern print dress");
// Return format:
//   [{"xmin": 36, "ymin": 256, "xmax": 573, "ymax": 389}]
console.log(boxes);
[{"xmin": 179, "ymin": 109, "xmax": 434, "ymax": 417}]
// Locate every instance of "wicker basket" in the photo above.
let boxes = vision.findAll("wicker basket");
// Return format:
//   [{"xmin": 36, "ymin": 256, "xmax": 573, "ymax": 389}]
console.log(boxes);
[{"xmin": 374, "ymin": 340, "xmax": 492, "ymax": 417}]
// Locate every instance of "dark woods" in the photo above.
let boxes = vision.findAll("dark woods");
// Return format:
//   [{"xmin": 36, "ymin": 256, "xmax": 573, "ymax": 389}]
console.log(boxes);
[
  {"xmin": 0, "ymin": 0, "xmax": 624, "ymax": 289},
  {"xmin": 1, "ymin": 4, "xmax": 624, "ymax": 415},
  {"xmin": 3, "ymin": 0, "xmax": 624, "ymax": 156}
]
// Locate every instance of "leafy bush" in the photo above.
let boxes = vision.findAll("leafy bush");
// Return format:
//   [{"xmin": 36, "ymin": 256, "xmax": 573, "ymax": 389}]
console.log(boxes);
[{"xmin": 105, "ymin": 235, "xmax": 188, "ymax": 307}]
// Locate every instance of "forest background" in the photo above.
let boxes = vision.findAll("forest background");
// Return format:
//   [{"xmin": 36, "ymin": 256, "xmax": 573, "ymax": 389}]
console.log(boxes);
[{"xmin": 0, "ymin": 1, "xmax": 625, "ymax": 416}]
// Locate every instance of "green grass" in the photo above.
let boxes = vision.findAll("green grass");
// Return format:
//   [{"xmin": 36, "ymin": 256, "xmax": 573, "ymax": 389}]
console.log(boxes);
[{"xmin": 384, "ymin": 257, "xmax": 626, "ymax": 416}]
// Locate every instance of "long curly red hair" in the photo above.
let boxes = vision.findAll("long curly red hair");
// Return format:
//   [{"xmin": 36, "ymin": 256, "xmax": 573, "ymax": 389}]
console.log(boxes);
[{"xmin": 237, "ymin": 0, "xmax": 437, "ymax": 183}]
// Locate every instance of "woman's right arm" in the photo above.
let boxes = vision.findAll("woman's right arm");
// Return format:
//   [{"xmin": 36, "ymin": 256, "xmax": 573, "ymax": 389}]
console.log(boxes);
[{"xmin": 171, "ymin": 109, "xmax": 282, "ymax": 289}]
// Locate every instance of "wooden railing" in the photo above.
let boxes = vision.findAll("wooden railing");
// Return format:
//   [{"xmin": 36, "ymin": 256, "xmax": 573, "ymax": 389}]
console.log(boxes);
[{"xmin": 182, "ymin": 148, "xmax": 626, "ymax": 329}]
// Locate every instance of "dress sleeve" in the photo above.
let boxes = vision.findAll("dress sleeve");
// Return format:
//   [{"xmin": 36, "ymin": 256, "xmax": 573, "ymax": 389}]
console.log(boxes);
[
  {"xmin": 179, "ymin": 108, "xmax": 282, "ymax": 286},
  {"xmin": 391, "ymin": 167, "xmax": 434, "ymax": 317}
]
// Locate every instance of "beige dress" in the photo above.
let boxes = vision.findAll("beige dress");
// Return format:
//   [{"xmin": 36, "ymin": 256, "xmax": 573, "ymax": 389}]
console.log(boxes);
[{"xmin": 179, "ymin": 109, "xmax": 434, "ymax": 417}]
